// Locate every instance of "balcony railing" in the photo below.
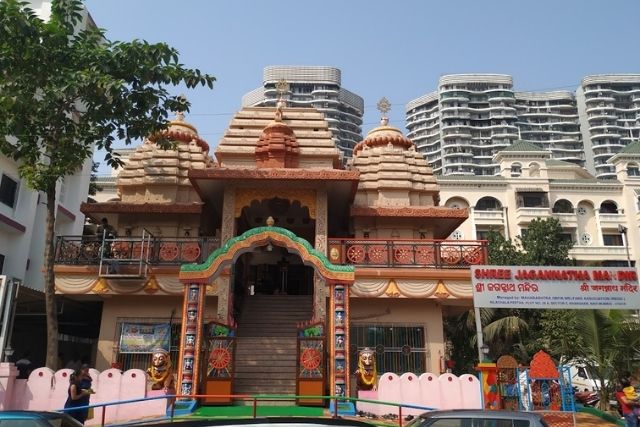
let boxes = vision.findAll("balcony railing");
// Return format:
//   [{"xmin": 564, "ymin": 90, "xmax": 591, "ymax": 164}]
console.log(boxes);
[
  {"xmin": 327, "ymin": 238, "xmax": 487, "ymax": 268},
  {"xmin": 55, "ymin": 235, "xmax": 220, "ymax": 266}
]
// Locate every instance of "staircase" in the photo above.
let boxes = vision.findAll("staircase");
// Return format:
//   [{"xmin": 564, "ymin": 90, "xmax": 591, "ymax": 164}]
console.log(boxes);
[{"xmin": 233, "ymin": 295, "xmax": 313, "ymax": 399}]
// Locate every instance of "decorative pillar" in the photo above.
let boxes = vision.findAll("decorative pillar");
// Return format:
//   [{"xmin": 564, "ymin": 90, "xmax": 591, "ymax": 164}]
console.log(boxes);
[
  {"xmin": 594, "ymin": 208, "xmax": 604, "ymax": 246},
  {"xmin": 314, "ymin": 189, "xmax": 328, "ymax": 321},
  {"xmin": 177, "ymin": 282, "xmax": 206, "ymax": 397},
  {"xmin": 329, "ymin": 282, "xmax": 351, "ymax": 398},
  {"xmin": 216, "ymin": 188, "xmax": 236, "ymax": 324}
]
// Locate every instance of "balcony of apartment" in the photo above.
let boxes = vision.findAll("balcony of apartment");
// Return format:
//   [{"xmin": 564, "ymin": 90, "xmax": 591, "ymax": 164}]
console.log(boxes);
[
  {"xmin": 327, "ymin": 238, "xmax": 487, "ymax": 269},
  {"xmin": 552, "ymin": 212, "xmax": 578, "ymax": 228},
  {"xmin": 569, "ymin": 245, "xmax": 630, "ymax": 262},
  {"xmin": 473, "ymin": 209, "xmax": 505, "ymax": 225},
  {"xmin": 54, "ymin": 234, "xmax": 220, "ymax": 277},
  {"xmin": 598, "ymin": 212, "xmax": 626, "ymax": 227}
]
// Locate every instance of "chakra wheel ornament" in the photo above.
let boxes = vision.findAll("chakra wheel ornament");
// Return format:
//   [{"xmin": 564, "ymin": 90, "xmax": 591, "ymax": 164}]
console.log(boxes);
[
  {"xmin": 300, "ymin": 347, "xmax": 322, "ymax": 371},
  {"xmin": 208, "ymin": 347, "xmax": 231, "ymax": 370}
]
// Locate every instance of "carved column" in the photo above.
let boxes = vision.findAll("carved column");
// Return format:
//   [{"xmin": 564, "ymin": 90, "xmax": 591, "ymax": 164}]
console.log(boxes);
[
  {"xmin": 314, "ymin": 189, "xmax": 328, "ymax": 321},
  {"xmin": 216, "ymin": 188, "xmax": 236, "ymax": 323},
  {"xmin": 221, "ymin": 187, "xmax": 236, "ymax": 244},
  {"xmin": 177, "ymin": 282, "xmax": 206, "ymax": 397},
  {"xmin": 329, "ymin": 282, "xmax": 351, "ymax": 398}
]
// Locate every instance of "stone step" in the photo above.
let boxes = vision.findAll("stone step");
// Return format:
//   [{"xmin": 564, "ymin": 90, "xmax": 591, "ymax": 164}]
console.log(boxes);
[
  {"xmin": 234, "ymin": 377, "xmax": 297, "ymax": 387},
  {"xmin": 234, "ymin": 370, "xmax": 296, "ymax": 378}
]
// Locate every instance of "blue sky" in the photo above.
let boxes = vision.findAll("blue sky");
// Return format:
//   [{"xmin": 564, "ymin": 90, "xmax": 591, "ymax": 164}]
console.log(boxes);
[{"xmin": 85, "ymin": 0, "xmax": 640, "ymax": 173}]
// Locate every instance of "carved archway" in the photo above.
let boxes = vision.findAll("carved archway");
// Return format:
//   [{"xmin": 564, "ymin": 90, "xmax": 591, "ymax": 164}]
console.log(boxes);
[{"xmin": 176, "ymin": 225, "xmax": 354, "ymax": 400}]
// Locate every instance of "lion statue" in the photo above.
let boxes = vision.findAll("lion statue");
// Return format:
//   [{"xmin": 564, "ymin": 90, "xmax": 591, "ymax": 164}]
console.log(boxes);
[
  {"xmin": 146, "ymin": 349, "xmax": 175, "ymax": 393},
  {"xmin": 354, "ymin": 347, "xmax": 377, "ymax": 391}
]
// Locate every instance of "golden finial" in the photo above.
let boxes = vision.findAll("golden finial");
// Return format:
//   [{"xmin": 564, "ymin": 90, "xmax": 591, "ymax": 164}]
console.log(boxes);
[
  {"xmin": 274, "ymin": 80, "xmax": 289, "ymax": 122},
  {"xmin": 377, "ymin": 97, "xmax": 391, "ymax": 126},
  {"xmin": 275, "ymin": 79, "xmax": 290, "ymax": 97}
]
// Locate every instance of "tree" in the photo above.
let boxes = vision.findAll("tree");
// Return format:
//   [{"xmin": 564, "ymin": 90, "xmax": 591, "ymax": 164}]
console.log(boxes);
[
  {"xmin": 88, "ymin": 161, "xmax": 102, "ymax": 197},
  {"xmin": 462, "ymin": 218, "xmax": 576, "ymax": 362},
  {"xmin": 0, "ymin": 0, "xmax": 215, "ymax": 368}
]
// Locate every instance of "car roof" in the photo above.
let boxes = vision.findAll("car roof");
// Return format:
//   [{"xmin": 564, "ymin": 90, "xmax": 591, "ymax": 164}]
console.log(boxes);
[
  {"xmin": 420, "ymin": 410, "xmax": 544, "ymax": 420},
  {"xmin": 0, "ymin": 411, "xmax": 66, "ymax": 420}
]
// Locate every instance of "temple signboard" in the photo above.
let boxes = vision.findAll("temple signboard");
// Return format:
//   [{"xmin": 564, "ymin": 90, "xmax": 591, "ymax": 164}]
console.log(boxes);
[{"xmin": 471, "ymin": 266, "xmax": 640, "ymax": 309}]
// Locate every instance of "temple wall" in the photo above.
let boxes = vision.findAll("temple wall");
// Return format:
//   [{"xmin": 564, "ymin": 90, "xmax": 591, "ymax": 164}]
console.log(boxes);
[
  {"xmin": 97, "ymin": 295, "xmax": 220, "ymax": 371},
  {"xmin": 350, "ymin": 298, "xmax": 444, "ymax": 374}
]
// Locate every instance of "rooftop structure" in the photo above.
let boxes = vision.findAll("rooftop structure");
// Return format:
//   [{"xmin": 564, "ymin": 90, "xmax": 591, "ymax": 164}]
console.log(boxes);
[{"xmin": 242, "ymin": 66, "xmax": 364, "ymax": 159}]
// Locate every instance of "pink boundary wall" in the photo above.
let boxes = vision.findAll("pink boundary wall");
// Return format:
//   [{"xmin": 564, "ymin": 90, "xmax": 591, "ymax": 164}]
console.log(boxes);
[
  {"xmin": 357, "ymin": 371, "xmax": 481, "ymax": 415},
  {"xmin": 0, "ymin": 364, "xmax": 168, "ymax": 425}
]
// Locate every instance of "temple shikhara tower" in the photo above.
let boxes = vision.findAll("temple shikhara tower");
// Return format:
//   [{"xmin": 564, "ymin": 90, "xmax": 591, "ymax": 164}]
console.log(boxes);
[{"xmin": 54, "ymin": 84, "xmax": 485, "ymax": 403}]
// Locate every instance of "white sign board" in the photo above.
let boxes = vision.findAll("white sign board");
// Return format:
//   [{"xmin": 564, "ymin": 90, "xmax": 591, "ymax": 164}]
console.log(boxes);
[{"xmin": 471, "ymin": 266, "xmax": 640, "ymax": 309}]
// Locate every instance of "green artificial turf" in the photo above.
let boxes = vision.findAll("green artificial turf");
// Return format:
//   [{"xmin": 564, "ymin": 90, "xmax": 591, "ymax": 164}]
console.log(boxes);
[{"xmin": 192, "ymin": 405, "xmax": 326, "ymax": 418}]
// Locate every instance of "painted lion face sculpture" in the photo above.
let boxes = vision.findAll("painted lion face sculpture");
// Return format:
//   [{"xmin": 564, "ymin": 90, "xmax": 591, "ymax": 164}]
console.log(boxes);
[
  {"xmin": 356, "ymin": 348, "xmax": 378, "ymax": 391},
  {"xmin": 147, "ymin": 349, "xmax": 174, "ymax": 391}
]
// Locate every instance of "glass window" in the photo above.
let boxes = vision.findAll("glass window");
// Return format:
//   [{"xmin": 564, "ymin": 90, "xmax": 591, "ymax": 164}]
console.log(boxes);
[
  {"xmin": 0, "ymin": 174, "xmax": 19, "ymax": 208},
  {"xmin": 425, "ymin": 419, "xmax": 467, "ymax": 427}
]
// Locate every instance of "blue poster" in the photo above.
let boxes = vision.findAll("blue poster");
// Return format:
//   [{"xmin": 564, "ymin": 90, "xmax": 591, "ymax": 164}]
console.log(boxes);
[{"xmin": 119, "ymin": 323, "xmax": 171, "ymax": 354}]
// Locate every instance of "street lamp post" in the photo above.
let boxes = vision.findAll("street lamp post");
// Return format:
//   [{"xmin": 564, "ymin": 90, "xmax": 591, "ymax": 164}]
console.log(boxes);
[{"xmin": 618, "ymin": 224, "xmax": 632, "ymax": 267}]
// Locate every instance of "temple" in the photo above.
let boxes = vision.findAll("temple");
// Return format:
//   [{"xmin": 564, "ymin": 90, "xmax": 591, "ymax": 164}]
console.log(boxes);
[{"xmin": 54, "ymin": 89, "xmax": 484, "ymax": 403}]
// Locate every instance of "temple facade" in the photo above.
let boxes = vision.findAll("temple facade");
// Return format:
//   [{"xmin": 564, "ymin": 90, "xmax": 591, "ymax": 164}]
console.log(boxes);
[{"xmin": 54, "ymin": 96, "xmax": 484, "ymax": 401}]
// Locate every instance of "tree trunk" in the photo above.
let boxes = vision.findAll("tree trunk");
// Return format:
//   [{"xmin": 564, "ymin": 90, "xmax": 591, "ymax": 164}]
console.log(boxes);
[{"xmin": 44, "ymin": 183, "xmax": 58, "ymax": 369}]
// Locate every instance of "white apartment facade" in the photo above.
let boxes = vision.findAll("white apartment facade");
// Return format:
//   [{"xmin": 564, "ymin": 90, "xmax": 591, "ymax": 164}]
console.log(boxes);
[
  {"xmin": 408, "ymin": 73, "xmax": 640, "ymax": 178},
  {"xmin": 438, "ymin": 140, "xmax": 640, "ymax": 267},
  {"xmin": 577, "ymin": 74, "xmax": 640, "ymax": 179},
  {"xmin": 242, "ymin": 66, "xmax": 364, "ymax": 159}
]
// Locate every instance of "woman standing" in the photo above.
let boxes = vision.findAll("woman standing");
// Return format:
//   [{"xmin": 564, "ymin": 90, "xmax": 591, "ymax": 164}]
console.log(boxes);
[{"xmin": 64, "ymin": 365, "xmax": 93, "ymax": 424}]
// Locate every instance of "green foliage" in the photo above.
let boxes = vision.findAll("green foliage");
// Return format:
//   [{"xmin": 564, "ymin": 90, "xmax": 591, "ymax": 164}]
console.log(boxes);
[
  {"xmin": 88, "ymin": 161, "xmax": 101, "ymax": 196},
  {"xmin": 0, "ymin": 0, "xmax": 215, "ymax": 368},
  {"xmin": 0, "ymin": 0, "xmax": 215, "ymax": 191},
  {"xmin": 487, "ymin": 218, "xmax": 573, "ymax": 267}
]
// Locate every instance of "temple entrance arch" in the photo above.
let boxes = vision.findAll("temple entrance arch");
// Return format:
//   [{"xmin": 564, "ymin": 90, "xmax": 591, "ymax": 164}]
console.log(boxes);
[{"xmin": 177, "ymin": 224, "xmax": 354, "ymax": 402}]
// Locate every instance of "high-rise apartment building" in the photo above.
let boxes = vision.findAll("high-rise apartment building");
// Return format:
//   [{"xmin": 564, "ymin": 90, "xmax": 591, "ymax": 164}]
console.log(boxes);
[
  {"xmin": 408, "ymin": 73, "xmax": 640, "ymax": 177},
  {"xmin": 242, "ymin": 66, "xmax": 364, "ymax": 159},
  {"xmin": 577, "ymin": 74, "xmax": 640, "ymax": 179},
  {"xmin": 407, "ymin": 74, "xmax": 519, "ymax": 176},
  {"xmin": 514, "ymin": 91, "xmax": 583, "ymax": 166}
]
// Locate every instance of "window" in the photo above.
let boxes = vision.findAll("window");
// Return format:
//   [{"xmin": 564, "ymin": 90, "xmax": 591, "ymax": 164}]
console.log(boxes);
[
  {"xmin": 603, "ymin": 234, "xmax": 624, "ymax": 246},
  {"xmin": 600, "ymin": 201, "xmax": 618, "ymax": 214},
  {"xmin": 476, "ymin": 197, "xmax": 502, "ymax": 211},
  {"xmin": 510, "ymin": 163, "xmax": 522, "ymax": 177},
  {"xmin": 552, "ymin": 200, "xmax": 573, "ymax": 214},
  {"xmin": 0, "ymin": 174, "xmax": 18, "ymax": 208},
  {"xmin": 350, "ymin": 324, "xmax": 426, "ymax": 374},
  {"xmin": 628, "ymin": 163, "xmax": 640, "ymax": 177},
  {"xmin": 516, "ymin": 192, "xmax": 548, "ymax": 208}
]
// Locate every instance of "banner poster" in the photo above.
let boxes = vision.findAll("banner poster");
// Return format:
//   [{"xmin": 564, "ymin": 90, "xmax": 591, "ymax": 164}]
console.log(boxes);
[
  {"xmin": 471, "ymin": 266, "xmax": 640, "ymax": 309},
  {"xmin": 119, "ymin": 323, "xmax": 171, "ymax": 353}
]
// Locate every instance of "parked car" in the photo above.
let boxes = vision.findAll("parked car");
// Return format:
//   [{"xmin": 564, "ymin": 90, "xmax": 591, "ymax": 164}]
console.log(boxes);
[
  {"xmin": 404, "ymin": 410, "xmax": 550, "ymax": 427},
  {"xmin": 0, "ymin": 411, "xmax": 82, "ymax": 427},
  {"xmin": 125, "ymin": 417, "xmax": 379, "ymax": 427}
]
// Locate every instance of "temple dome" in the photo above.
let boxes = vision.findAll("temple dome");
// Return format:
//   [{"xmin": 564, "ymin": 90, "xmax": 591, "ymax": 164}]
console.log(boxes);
[
  {"xmin": 117, "ymin": 112, "xmax": 212, "ymax": 204},
  {"xmin": 148, "ymin": 112, "xmax": 210, "ymax": 153},
  {"xmin": 353, "ymin": 117, "xmax": 413, "ymax": 156}
]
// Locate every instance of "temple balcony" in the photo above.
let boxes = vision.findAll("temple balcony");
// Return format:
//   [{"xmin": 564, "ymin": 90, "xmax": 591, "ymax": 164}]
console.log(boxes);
[
  {"xmin": 55, "ymin": 234, "xmax": 220, "ymax": 276},
  {"xmin": 328, "ymin": 238, "xmax": 487, "ymax": 269}
]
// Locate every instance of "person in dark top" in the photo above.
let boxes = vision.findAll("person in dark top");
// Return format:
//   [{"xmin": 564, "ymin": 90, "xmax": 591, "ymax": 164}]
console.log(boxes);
[
  {"xmin": 64, "ymin": 365, "xmax": 93, "ymax": 424},
  {"xmin": 15, "ymin": 351, "xmax": 32, "ymax": 379}
]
